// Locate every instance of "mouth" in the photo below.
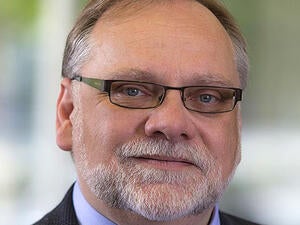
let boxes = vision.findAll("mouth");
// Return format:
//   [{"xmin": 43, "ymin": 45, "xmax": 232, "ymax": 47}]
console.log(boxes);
[{"xmin": 130, "ymin": 155, "xmax": 198, "ymax": 170}]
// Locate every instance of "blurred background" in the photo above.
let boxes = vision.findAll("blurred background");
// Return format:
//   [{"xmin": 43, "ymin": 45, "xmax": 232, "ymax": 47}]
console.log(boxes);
[{"xmin": 0, "ymin": 0, "xmax": 299, "ymax": 224}]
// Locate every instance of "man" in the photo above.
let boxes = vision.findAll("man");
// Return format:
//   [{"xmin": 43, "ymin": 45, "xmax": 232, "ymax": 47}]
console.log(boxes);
[{"xmin": 34, "ymin": 0, "xmax": 259, "ymax": 224}]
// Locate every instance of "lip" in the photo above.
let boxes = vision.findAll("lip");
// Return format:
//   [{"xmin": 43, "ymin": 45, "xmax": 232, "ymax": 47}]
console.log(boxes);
[{"xmin": 130, "ymin": 155, "xmax": 197, "ymax": 170}]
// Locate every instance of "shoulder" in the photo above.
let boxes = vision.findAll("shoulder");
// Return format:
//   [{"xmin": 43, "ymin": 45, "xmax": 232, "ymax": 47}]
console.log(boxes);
[
  {"xmin": 219, "ymin": 211, "xmax": 262, "ymax": 225},
  {"xmin": 32, "ymin": 185, "xmax": 79, "ymax": 225}
]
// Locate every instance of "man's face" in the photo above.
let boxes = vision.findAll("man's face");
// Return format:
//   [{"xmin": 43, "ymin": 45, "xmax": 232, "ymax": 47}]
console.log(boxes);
[{"xmin": 68, "ymin": 0, "xmax": 241, "ymax": 222}]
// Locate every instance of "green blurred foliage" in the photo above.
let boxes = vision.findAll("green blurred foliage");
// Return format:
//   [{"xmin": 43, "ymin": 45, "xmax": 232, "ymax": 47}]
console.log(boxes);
[
  {"xmin": 0, "ymin": 0, "xmax": 38, "ymax": 29},
  {"xmin": 78, "ymin": 0, "xmax": 88, "ymax": 9}
]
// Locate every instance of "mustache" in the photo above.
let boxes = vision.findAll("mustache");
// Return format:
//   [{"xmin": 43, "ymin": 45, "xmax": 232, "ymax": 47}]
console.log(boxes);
[{"xmin": 115, "ymin": 137, "xmax": 214, "ymax": 174}]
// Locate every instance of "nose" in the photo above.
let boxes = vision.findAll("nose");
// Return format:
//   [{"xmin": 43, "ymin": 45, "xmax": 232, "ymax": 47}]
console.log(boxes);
[{"xmin": 144, "ymin": 91, "xmax": 197, "ymax": 141}]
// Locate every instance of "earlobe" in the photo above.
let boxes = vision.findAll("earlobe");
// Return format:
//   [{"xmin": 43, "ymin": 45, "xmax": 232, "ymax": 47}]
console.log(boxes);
[{"xmin": 56, "ymin": 78, "xmax": 74, "ymax": 151}]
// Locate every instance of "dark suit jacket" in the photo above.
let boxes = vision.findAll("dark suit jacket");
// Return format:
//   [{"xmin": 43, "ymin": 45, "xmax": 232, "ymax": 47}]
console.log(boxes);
[{"xmin": 33, "ymin": 185, "xmax": 261, "ymax": 225}]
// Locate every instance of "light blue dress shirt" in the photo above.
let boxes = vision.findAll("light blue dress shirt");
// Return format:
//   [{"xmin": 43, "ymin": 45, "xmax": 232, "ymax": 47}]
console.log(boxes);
[{"xmin": 73, "ymin": 182, "xmax": 220, "ymax": 225}]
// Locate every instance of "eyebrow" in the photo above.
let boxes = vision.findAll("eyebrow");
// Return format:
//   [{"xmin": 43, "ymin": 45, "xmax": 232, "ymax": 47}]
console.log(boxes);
[
  {"xmin": 189, "ymin": 73, "xmax": 236, "ymax": 87},
  {"xmin": 104, "ymin": 68, "xmax": 236, "ymax": 87},
  {"xmin": 107, "ymin": 69, "xmax": 156, "ymax": 81}
]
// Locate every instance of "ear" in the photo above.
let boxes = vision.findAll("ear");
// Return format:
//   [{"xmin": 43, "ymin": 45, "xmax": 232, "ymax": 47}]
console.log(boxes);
[{"xmin": 56, "ymin": 78, "xmax": 74, "ymax": 151}]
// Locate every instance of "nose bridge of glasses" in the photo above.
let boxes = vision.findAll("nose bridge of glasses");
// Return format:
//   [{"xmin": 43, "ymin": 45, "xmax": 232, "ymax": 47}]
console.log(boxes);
[{"xmin": 160, "ymin": 86, "xmax": 186, "ymax": 106}]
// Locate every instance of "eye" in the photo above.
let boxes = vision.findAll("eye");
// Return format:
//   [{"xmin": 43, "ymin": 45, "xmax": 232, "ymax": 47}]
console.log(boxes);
[
  {"xmin": 114, "ymin": 83, "xmax": 150, "ymax": 97},
  {"xmin": 199, "ymin": 94, "xmax": 218, "ymax": 103},
  {"xmin": 125, "ymin": 87, "xmax": 142, "ymax": 96}
]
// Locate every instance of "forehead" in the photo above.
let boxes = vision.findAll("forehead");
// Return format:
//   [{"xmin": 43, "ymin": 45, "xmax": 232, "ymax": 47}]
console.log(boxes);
[{"xmin": 84, "ymin": 0, "xmax": 239, "ymax": 86}]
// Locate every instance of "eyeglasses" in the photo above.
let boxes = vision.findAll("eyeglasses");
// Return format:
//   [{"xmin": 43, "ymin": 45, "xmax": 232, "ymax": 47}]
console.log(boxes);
[{"xmin": 71, "ymin": 75, "xmax": 242, "ymax": 114}]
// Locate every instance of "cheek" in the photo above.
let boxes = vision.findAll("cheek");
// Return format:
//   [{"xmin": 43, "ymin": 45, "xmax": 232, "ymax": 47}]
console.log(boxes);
[
  {"xmin": 81, "ymin": 103, "xmax": 146, "ymax": 166},
  {"xmin": 201, "ymin": 114, "xmax": 240, "ymax": 177}
]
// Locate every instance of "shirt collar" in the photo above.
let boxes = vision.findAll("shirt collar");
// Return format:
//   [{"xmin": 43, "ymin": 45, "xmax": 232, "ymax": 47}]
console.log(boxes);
[
  {"xmin": 73, "ymin": 182, "xmax": 116, "ymax": 225},
  {"xmin": 73, "ymin": 182, "xmax": 220, "ymax": 225},
  {"xmin": 210, "ymin": 205, "xmax": 221, "ymax": 225}
]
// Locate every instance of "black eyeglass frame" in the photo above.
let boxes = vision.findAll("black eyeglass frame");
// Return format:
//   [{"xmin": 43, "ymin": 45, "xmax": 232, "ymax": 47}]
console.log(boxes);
[{"xmin": 71, "ymin": 75, "xmax": 242, "ymax": 114}]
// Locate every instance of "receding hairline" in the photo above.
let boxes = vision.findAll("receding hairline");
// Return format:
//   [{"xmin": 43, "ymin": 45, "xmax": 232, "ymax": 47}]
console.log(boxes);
[
  {"xmin": 92, "ymin": 0, "xmax": 229, "ymax": 30},
  {"xmin": 90, "ymin": 0, "xmax": 235, "ymax": 50},
  {"xmin": 98, "ymin": 0, "xmax": 205, "ymax": 19}
]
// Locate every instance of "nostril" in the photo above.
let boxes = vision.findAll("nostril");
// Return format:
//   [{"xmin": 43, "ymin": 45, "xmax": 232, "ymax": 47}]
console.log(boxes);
[
  {"xmin": 180, "ymin": 132, "xmax": 188, "ymax": 139},
  {"xmin": 150, "ymin": 130, "xmax": 189, "ymax": 141},
  {"xmin": 152, "ymin": 131, "xmax": 166, "ymax": 139}
]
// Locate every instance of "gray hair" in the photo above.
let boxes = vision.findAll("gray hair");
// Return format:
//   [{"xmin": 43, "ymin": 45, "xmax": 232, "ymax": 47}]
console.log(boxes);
[{"xmin": 62, "ymin": 0, "xmax": 249, "ymax": 89}]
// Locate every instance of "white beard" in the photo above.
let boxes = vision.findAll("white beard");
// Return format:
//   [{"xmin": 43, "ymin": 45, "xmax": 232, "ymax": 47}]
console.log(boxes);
[{"xmin": 74, "ymin": 135, "xmax": 237, "ymax": 221}]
